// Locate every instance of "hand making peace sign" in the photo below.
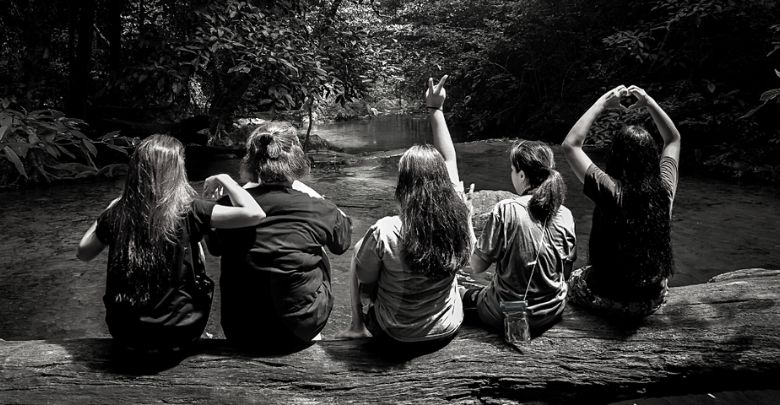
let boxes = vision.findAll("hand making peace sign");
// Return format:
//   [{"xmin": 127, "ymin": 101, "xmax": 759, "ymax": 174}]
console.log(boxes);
[{"xmin": 425, "ymin": 75, "xmax": 449, "ymax": 110}]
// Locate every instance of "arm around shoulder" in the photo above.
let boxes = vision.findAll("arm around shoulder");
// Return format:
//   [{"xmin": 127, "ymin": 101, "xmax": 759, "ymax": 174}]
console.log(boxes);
[{"xmin": 206, "ymin": 174, "xmax": 266, "ymax": 229}]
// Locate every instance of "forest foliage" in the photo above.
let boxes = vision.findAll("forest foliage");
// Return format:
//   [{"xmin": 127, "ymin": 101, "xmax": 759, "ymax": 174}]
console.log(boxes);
[{"xmin": 0, "ymin": 0, "xmax": 778, "ymax": 185}]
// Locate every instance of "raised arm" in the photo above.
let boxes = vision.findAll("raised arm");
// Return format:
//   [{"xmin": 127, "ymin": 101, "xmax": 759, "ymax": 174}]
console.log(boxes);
[
  {"xmin": 628, "ymin": 85, "xmax": 681, "ymax": 162},
  {"xmin": 204, "ymin": 174, "xmax": 266, "ymax": 229},
  {"xmin": 562, "ymin": 85, "xmax": 627, "ymax": 183},
  {"xmin": 426, "ymin": 75, "xmax": 459, "ymax": 184}
]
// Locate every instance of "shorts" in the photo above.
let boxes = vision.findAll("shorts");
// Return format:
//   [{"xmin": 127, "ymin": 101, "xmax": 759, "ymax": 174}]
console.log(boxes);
[{"xmin": 567, "ymin": 266, "xmax": 668, "ymax": 319}]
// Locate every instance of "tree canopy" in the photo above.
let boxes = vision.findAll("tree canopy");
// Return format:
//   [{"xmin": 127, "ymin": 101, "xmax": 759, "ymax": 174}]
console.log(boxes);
[{"xmin": 1, "ymin": 0, "xmax": 779, "ymax": 184}]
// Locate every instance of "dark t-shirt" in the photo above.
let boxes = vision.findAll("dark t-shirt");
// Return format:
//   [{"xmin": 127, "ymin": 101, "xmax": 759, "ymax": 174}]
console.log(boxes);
[
  {"xmin": 95, "ymin": 198, "xmax": 215, "ymax": 348},
  {"xmin": 212, "ymin": 182, "xmax": 352, "ymax": 344},
  {"xmin": 583, "ymin": 157, "xmax": 678, "ymax": 299}
]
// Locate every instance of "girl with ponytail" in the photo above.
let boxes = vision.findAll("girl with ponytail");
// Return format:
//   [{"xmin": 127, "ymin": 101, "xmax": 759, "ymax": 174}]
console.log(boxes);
[{"xmin": 462, "ymin": 140, "xmax": 576, "ymax": 336}]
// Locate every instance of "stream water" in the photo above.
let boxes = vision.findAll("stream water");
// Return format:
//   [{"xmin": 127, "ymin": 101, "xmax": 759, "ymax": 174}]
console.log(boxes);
[{"xmin": 1, "ymin": 114, "xmax": 779, "ymax": 347}]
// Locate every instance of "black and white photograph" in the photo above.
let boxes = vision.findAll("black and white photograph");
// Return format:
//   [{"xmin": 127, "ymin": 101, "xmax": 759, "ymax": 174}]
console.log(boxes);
[{"xmin": 1, "ymin": 0, "xmax": 779, "ymax": 403}]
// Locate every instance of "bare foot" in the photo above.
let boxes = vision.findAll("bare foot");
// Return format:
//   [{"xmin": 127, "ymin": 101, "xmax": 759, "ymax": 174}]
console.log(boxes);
[{"xmin": 334, "ymin": 326, "xmax": 372, "ymax": 340}]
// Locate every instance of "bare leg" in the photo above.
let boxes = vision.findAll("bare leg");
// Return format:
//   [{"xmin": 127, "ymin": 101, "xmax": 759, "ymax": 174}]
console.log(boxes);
[{"xmin": 336, "ymin": 255, "xmax": 372, "ymax": 339}]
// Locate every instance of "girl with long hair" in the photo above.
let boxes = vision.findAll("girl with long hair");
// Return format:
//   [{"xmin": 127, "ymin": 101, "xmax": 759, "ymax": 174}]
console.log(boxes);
[
  {"xmin": 338, "ymin": 76, "xmax": 473, "ymax": 348},
  {"xmin": 462, "ymin": 140, "xmax": 576, "ymax": 336},
  {"xmin": 562, "ymin": 85, "xmax": 681, "ymax": 319},
  {"xmin": 210, "ymin": 122, "xmax": 352, "ymax": 352},
  {"xmin": 77, "ymin": 134, "xmax": 266, "ymax": 351}
]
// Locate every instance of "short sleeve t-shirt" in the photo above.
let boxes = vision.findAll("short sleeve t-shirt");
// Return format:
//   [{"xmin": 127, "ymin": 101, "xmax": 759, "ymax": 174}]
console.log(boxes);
[
  {"xmin": 94, "ymin": 197, "xmax": 215, "ymax": 348},
  {"xmin": 474, "ymin": 196, "xmax": 576, "ymax": 330},
  {"xmin": 583, "ymin": 157, "xmax": 679, "ymax": 298},
  {"xmin": 354, "ymin": 216, "xmax": 463, "ymax": 342},
  {"xmin": 213, "ymin": 182, "xmax": 352, "ymax": 342},
  {"xmin": 96, "ymin": 197, "xmax": 216, "ymax": 305}
]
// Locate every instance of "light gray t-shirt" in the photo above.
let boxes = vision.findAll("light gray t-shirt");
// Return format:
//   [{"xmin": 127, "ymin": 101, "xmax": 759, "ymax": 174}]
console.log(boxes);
[
  {"xmin": 474, "ymin": 196, "xmax": 576, "ymax": 329},
  {"xmin": 355, "ymin": 216, "xmax": 463, "ymax": 342}
]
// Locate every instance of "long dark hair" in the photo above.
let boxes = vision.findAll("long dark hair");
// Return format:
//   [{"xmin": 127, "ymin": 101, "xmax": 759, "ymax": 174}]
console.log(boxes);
[
  {"xmin": 241, "ymin": 122, "xmax": 309, "ymax": 183},
  {"xmin": 604, "ymin": 125, "xmax": 673, "ymax": 281},
  {"xmin": 100, "ymin": 134, "xmax": 196, "ymax": 308},
  {"xmin": 395, "ymin": 145, "xmax": 471, "ymax": 278},
  {"xmin": 510, "ymin": 140, "xmax": 566, "ymax": 225}
]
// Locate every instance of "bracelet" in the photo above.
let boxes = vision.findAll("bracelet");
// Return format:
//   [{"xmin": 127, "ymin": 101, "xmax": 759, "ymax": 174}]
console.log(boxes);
[{"xmin": 426, "ymin": 106, "xmax": 443, "ymax": 111}]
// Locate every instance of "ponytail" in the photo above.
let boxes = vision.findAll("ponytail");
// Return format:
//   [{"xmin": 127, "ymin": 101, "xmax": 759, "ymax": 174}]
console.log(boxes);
[
  {"xmin": 528, "ymin": 168, "xmax": 565, "ymax": 225},
  {"xmin": 510, "ymin": 140, "xmax": 566, "ymax": 225}
]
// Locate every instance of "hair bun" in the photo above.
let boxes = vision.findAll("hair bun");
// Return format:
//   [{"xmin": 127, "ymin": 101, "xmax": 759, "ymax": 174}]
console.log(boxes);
[{"xmin": 249, "ymin": 133, "xmax": 281, "ymax": 159}]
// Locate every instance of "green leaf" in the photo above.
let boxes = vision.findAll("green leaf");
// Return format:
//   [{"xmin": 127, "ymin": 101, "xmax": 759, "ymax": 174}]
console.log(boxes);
[
  {"xmin": 56, "ymin": 144, "xmax": 76, "ymax": 159},
  {"xmin": 7, "ymin": 141, "xmax": 30, "ymax": 158},
  {"xmin": 0, "ymin": 125, "xmax": 7, "ymax": 141},
  {"xmin": 80, "ymin": 143, "xmax": 97, "ymax": 169},
  {"xmin": 45, "ymin": 144, "xmax": 60, "ymax": 158},
  {"xmin": 2, "ymin": 145, "xmax": 28, "ymax": 178},
  {"xmin": 82, "ymin": 139, "xmax": 98, "ymax": 157},
  {"xmin": 103, "ymin": 143, "xmax": 129, "ymax": 155},
  {"xmin": 759, "ymin": 88, "xmax": 780, "ymax": 102}
]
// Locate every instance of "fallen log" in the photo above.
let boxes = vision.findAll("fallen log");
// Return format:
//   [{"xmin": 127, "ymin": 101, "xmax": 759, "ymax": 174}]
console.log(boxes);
[{"xmin": 2, "ymin": 268, "xmax": 779, "ymax": 404}]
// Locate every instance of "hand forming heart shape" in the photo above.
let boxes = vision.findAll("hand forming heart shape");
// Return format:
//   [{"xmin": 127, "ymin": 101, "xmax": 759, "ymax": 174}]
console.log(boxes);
[{"xmin": 620, "ymin": 93, "xmax": 639, "ymax": 110}]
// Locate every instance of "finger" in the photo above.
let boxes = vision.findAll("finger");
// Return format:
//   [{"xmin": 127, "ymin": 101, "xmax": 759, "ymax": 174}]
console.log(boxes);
[
  {"xmin": 435, "ymin": 74, "xmax": 449, "ymax": 93},
  {"xmin": 428, "ymin": 77, "xmax": 435, "ymax": 96},
  {"xmin": 468, "ymin": 183, "xmax": 475, "ymax": 197}
]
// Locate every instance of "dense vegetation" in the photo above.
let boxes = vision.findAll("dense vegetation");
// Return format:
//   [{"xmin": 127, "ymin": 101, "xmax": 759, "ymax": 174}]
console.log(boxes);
[{"xmin": 1, "ymin": 0, "xmax": 778, "ymax": 186}]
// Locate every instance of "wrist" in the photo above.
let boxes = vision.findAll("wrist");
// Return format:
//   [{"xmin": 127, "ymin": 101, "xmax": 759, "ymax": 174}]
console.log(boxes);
[
  {"xmin": 426, "ymin": 105, "xmax": 443, "ymax": 112},
  {"xmin": 218, "ymin": 174, "xmax": 235, "ymax": 185}
]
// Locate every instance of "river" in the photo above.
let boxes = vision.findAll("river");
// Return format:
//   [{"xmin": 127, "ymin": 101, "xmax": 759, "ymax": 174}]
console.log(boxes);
[{"xmin": 1, "ymin": 114, "xmax": 779, "ymax": 343}]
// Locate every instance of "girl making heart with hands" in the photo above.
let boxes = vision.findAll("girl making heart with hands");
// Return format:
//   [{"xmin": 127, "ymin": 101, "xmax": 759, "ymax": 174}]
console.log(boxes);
[{"xmin": 562, "ymin": 84, "xmax": 682, "ymax": 319}]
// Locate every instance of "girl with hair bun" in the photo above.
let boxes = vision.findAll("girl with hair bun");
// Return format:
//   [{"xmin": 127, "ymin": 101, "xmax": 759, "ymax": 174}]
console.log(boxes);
[
  {"xmin": 210, "ymin": 122, "xmax": 352, "ymax": 352},
  {"xmin": 462, "ymin": 140, "xmax": 577, "ymax": 336},
  {"xmin": 77, "ymin": 134, "xmax": 266, "ymax": 351}
]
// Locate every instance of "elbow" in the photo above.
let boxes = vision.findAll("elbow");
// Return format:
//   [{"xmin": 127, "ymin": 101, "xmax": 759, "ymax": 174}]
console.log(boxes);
[
  {"xmin": 76, "ymin": 248, "xmax": 92, "ymax": 262},
  {"xmin": 671, "ymin": 129, "xmax": 682, "ymax": 143},
  {"xmin": 248, "ymin": 211, "xmax": 266, "ymax": 226},
  {"xmin": 561, "ymin": 136, "xmax": 576, "ymax": 152}
]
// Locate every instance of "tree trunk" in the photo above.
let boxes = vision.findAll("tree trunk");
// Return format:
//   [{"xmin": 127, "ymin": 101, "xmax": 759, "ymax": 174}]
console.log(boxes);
[
  {"xmin": 65, "ymin": 0, "xmax": 96, "ymax": 118},
  {"xmin": 2, "ymin": 268, "xmax": 779, "ymax": 404},
  {"xmin": 107, "ymin": 0, "xmax": 124, "ymax": 80},
  {"xmin": 207, "ymin": 71, "xmax": 253, "ymax": 137}
]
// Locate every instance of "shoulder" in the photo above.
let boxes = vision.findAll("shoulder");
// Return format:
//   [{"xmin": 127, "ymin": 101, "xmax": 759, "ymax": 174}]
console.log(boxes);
[
  {"xmin": 554, "ymin": 204, "xmax": 575, "ymax": 228},
  {"xmin": 585, "ymin": 163, "xmax": 613, "ymax": 184},
  {"xmin": 556, "ymin": 204, "xmax": 573, "ymax": 219},
  {"xmin": 492, "ymin": 197, "xmax": 531, "ymax": 217}
]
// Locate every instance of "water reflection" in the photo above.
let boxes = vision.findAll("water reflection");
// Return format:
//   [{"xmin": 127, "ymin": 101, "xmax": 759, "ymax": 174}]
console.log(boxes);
[{"xmin": 314, "ymin": 115, "xmax": 464, "ymax": 152}]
